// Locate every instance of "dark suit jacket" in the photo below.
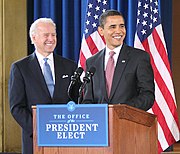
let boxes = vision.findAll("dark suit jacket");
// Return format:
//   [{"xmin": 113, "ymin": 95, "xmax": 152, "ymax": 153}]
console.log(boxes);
[
  {"xmin": 8, "ymin": 53, "xmax": 79, "ymax": 154},
  {"xmin": 83, "ymin": 44, "xmax": 155, "ymax": 111}
]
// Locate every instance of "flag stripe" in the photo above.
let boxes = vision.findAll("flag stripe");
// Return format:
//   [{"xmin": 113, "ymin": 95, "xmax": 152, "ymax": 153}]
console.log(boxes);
[
  {"xmin": 152, "ymin": 101, "xmax": 175, "ymax": 145},
  {"xmin": 90, "ymin": 31, "xmax": 106, "ymax": 50},
  {"xmin": 147, "ymin": 33, "xmax": 176, "ymax": 104},
  {"xmin": 157, "ymin": 124, "xmax": 168, "ymax": 151},
  {"xmin": 81, "ymin": 35, "xmax": 93, "ymax": 58},
  {"xmin": 79, "ymin": 49, "xmax": 87, "ymax": 70},
  {"xmin": 86, "ymin": 36, "xmax": 99, "ymax": 55},
  {"xmin": 155, "ymin": 81, "xmax": 179, "ymax": 141},
  {"xmin": 152, "ymin": 28, "xmax": 171, "ymax": 75},
  {"xmin": 158, "ymin": 141, "xmax": 163, "ymax": 154}
]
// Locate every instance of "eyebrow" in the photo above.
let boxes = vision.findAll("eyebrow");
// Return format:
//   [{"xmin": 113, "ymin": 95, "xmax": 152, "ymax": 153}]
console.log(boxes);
[{"xmin": 109, "ymin": 23, "xmax": 125, "ymax": 27}]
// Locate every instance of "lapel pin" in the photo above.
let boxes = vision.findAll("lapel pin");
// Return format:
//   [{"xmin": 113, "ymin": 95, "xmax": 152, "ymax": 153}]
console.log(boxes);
[{"xmin": 122, "ymin": 60, "xmax": 126, "ymax": 63}]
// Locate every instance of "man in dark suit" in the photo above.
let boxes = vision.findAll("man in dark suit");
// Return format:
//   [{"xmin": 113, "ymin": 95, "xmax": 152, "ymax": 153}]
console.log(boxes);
[
  {"xmin": 83, "ymin": 10, "xmax": 155, "ymax": 111},
  {"xmin": 8, "ymin": 18, "xmax": 79, "ymax": 154}
]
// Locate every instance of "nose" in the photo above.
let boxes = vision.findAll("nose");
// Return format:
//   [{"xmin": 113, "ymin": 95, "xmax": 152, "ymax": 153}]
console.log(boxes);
[
  {"xmin": 114, "ymin": 27, "xmax": 121, "ymax": 33},
  {"xmin": 48, "ymin": 34, "xmax": 56, "ymax": 41},
  {"xmin": 116, "ymin": 26, "xmax": 125, "ymax": 34}
]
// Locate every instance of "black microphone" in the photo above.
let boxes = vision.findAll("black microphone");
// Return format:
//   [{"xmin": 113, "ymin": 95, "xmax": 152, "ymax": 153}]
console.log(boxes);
[
  {"xmin": 68, "ymin": 67, "xmax": 83, "ymax": 101},
  {"xmin": 82, "ymin": 67, "xmax": 96, "ymax": 85},
  {"xmin": 78, "ymin": 67, "xmax": 96, "ymax": 104}
]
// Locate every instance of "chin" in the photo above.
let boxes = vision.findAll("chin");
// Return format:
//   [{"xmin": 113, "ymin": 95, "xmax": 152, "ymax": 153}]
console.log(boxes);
[
  {"xmin": 46, "ymin": 49, "xmax": 54, "ymax": 53},
  {"xmin": 114, "ymin": 43, "xmax": 122, "ymax": 47}
]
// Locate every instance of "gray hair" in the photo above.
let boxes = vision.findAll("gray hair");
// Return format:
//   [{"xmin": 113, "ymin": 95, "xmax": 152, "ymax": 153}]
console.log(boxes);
[{"xmin": 29, "ymin": 18, "xmax": 56, "ymax": 44}]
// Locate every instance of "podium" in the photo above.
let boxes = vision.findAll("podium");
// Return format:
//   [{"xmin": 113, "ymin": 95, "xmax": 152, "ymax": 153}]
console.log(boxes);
[{"xmin": 32, "ymin": 104, "xmax": 157, "ymax": 154}]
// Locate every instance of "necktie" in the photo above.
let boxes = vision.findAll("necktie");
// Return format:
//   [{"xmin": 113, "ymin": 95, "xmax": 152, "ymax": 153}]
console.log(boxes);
[
  {"xmin": 105, "ymin": 51, "xmax": 115, "ymax": 98},
  {"xmin": 43, "ymin": 58, "xmax": 54, "ymax": 97}
]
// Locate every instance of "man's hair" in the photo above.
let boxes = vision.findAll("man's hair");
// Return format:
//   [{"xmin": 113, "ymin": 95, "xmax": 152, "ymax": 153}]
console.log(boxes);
[
  {"xmin": 29, "ymin": 18, "xmax": 56, "ymax": 44},
  {"xmin": 99, "ymin": 10, "xmax": 124, "ymax": 28}
]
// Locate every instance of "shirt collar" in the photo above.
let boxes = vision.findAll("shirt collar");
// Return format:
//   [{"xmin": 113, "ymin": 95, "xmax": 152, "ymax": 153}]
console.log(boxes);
[
  {"xmin": 35, "ymin": 50, "xmax": 54, "ymax": 63},
  {"xmin": 105, "ymin": 45, "xmax": 122, "ymax": 56}
]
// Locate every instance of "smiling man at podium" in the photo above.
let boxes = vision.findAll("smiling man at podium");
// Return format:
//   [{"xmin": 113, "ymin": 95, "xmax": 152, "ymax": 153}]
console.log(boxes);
[{"xmin": 83, "ymin": 10, "xmax": 155, "ymax": 111}]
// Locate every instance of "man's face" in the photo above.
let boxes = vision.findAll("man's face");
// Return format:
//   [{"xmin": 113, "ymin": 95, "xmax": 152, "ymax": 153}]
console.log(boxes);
[
  {"xmin": 32, "ymin": 22, "xmax": 57, "ymax": 57},
  {"xmin": 98, "ymin": 15, "xmax": 126, "ymax": 50}
]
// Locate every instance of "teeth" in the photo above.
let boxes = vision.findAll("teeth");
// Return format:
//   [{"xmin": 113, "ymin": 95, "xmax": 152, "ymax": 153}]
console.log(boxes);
[
  {"xmin": 114, "ymin": 36, "xmax": 121, "ymax": 39},
  {"xmin": 46, "ymin": 43, "xmax": 53, "ymax": 46}
]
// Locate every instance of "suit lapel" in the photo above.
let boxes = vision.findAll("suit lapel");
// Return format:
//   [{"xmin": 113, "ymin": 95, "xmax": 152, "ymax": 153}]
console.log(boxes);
[
  {"xmin": 96, "ymin": 49, "xmax": 109, "ymax": 101},
  {"xmin": 109, "ymin": 44, "xmax": 129, "ymax": 100},
  {"xmin": 28, "ymin": 53, "xmax": 51, "ymax": 97},
  {"xmin": 53, "ymin": 55, "xmax": 66, "ymax": 98}
]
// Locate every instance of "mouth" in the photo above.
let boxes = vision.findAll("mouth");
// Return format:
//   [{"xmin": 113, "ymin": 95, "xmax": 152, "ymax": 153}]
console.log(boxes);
[
  {"xmin": 45, "ymin": 43, "xmax": 54, "ymax": 46},
  {"xmin": 113, "ymin": 35, "xmax": 123, "ymax": 40}
]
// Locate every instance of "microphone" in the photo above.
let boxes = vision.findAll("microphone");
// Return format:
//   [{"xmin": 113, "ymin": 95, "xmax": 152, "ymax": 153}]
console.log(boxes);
[
  {"xmin": 82, "ymin": 67, "xmax": 96, "ymax": 85},
  {"xmin": 68, "ymin": 67, "xmax": 83, "ymax": 101},
  {"xmin": 78, "ymin": 67, "xmax": 96, "ymax": 104}
]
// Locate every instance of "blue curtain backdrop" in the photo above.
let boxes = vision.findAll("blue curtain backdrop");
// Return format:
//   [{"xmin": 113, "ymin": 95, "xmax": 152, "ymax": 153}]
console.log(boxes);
[{"xmin": 27, "ymin": 0, "xmax": 172, "ymax": 64}]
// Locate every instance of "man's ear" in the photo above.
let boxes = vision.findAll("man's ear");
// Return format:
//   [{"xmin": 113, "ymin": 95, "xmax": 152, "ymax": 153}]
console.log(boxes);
[
  {"xmin": 32, "ymin": 34, "xmax": 36, "ymax": 43},
  {"xmin": 98, "ymin": 26, "xmax": 104, "ymax": 36}
]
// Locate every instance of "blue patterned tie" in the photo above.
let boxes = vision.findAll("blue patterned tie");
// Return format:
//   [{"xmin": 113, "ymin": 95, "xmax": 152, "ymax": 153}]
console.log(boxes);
[{"xmin": 43, "ymin": 58, "xmax": 54, "ymax": 97}]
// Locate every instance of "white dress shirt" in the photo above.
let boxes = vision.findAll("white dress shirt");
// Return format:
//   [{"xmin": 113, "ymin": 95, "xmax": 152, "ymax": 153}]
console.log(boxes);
[
  {"xmin": 35, "ymin": 51, "xmax": 55, "ymax": 84},
  {"xmin": 104, "ymin": 45, "xmax": 122, "ymax": 70}
]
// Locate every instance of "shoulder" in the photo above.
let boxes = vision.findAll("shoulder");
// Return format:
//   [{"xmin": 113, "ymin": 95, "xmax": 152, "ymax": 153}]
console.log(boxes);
[
  {"xmin": 124, "ymin": 44, "xmax": 150, "ymax": 59},
  {"xmin": 9, "ymin": 53, "xmax": 36, "ymax": 75},
  {"xmin": 11, "ymin": 53, "xmax": 35, "ymax": 67},
  {"xmin": 86, "ymin": 48, "xmax": 104, "ymax": 63},
  {"xmin": 54, "ymin": 54, "xmax": 77, "ymax": 68},
  {"xmin": 55, "ymin": 54, "xmax": 76, "ymax": 64}
]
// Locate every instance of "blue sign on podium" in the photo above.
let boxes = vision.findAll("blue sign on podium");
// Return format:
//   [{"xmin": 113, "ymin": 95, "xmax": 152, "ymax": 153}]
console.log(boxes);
[{"xmin": 36, "ymin": 102, "xmax": 108, "ymax": 146}]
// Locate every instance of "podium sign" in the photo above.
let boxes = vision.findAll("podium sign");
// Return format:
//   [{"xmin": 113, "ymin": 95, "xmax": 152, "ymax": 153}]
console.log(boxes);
[{"xmin": 36, "ymin": 102, "xmax": 108, "ymax": 146}]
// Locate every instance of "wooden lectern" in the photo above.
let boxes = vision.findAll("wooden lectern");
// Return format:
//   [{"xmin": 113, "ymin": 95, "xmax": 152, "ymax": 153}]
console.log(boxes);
[{"xmin": 32, "ymin": 104, "xmax": 157, "ymax": 154}]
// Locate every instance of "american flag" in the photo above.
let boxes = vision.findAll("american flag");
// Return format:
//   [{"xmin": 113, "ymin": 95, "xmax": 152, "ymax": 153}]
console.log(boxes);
[
  {"xmin": 134, "ymin": 0, "xmax": 180, "ymax": 153},
  {"xmin": 78, "ymin": 0, "xmax": 109, "ymax": 70}
]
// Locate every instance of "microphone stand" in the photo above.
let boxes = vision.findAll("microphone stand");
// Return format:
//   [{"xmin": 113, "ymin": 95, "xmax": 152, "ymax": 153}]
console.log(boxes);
[
  {"xmin": 67, "ymin": 67, "xmax": 83, "ymax": 102},
  {"xmin": 78, "ymin": 66, "xmax": 96, "ymax": 104},
  {"xmin": 78, "ymin": 78, "xmax": 88, "ymax": 104},
  {"xmin": 67, "ymin": 76, "xmax": 76, "ymax": 102},
  {"xmin": 78, "ymin": 89, "xmax": 83, "ymax": 104},
  {"xmin": 91, "ymin": 76, "xmax": 94, "ymax": 104}
]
